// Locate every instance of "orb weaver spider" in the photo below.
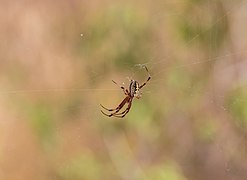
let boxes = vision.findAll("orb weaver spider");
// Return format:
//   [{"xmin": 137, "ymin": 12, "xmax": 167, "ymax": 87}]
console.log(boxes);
[{"xmin": 100, "ymin": 65, "xmax": 151, "ymax": 118}]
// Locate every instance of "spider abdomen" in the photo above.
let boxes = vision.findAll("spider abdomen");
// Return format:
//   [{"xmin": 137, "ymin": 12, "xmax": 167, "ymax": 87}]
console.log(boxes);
[{"xmin": 129, "ymin": 80, "xmax": 141, "ymax": 98}]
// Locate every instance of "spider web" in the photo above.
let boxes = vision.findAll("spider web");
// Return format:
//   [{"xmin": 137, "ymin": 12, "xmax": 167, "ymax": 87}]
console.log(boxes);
[{"xmin": 1, "ymin": 0, "xmax": 247, "ymax": 180}]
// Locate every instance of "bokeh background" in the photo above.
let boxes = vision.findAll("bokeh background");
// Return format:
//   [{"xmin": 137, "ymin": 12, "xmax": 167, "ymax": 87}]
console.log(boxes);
[{"xmin": 1, "ymin": 0, "xmax": 247, "ymax": 179}]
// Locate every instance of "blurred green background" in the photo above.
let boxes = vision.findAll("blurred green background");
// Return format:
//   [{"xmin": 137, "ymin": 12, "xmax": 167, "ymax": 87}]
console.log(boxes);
[{"xmin": 1, "ymin": 0, "xmax": 247, "ymax": 180}]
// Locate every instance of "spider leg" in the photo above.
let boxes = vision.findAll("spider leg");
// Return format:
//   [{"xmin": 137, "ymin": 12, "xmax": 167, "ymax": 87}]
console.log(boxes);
[
  {"xmin": 100, "ymin": 104, "xmax": 116, "ymax": 111},
  {"xmin": 100, "ymin": 110, "xmax": 116, "ymax": 117},
  {"xmin": 139, "ymin": 65, "xmax": 151, "ymax": 89},
  {"xmin": 112, "ymin": 80, "xmax": 129, "ymax": 95},
  {"xmin": 112, "ymin": 99, "xmax": 133, "ymax": 118},
  {"xmin": 100, "ymin": 96, "xmax": 129, "ymax": 111},
  {"xmin": 100, "ymin": 96, "xmax": 130, "ymax": 117},
  {"xmin": 113, "ymin": 99, "xmax": 132, "ymax": 115}
]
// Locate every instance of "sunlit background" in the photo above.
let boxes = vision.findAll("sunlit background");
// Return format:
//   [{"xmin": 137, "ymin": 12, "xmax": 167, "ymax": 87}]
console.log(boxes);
[{"xmin": 1, "ymin": 0, "xmax": 247, "ymax": 179}]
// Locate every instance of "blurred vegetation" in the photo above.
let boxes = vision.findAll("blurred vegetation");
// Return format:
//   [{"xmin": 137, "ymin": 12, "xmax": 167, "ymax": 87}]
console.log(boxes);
[
  {"xmin": 0, "ymin": 0, "xmax": 247, "ymax": 180},
  {"xmin": 227, "ymin": 88, "xmax": 247, "ymax": 129}
]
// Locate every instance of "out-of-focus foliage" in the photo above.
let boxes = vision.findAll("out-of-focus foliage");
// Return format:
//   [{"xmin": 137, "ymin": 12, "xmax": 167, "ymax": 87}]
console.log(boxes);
[
  {"xmin": 227, "ymin": 88, "xmax": 247, "ymax": 129},
  {"xmin": 0, "ymin": 0, "xmax": 247, "ymax": 180},
  {"xmin": 57, "ymin": 151, "xmax": 102, "ymax": 180}
]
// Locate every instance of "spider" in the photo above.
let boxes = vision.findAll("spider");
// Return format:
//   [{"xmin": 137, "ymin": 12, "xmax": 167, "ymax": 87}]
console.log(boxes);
[{"xmin": 100, "ymin": 65, "xmax": 151, "ymax": 118}]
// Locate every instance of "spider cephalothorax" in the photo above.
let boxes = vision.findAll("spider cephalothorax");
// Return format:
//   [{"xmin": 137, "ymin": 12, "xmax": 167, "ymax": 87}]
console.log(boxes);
[{"xmin": 100, "ymin": 65, "xmax": 151, "ymax": 118}]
